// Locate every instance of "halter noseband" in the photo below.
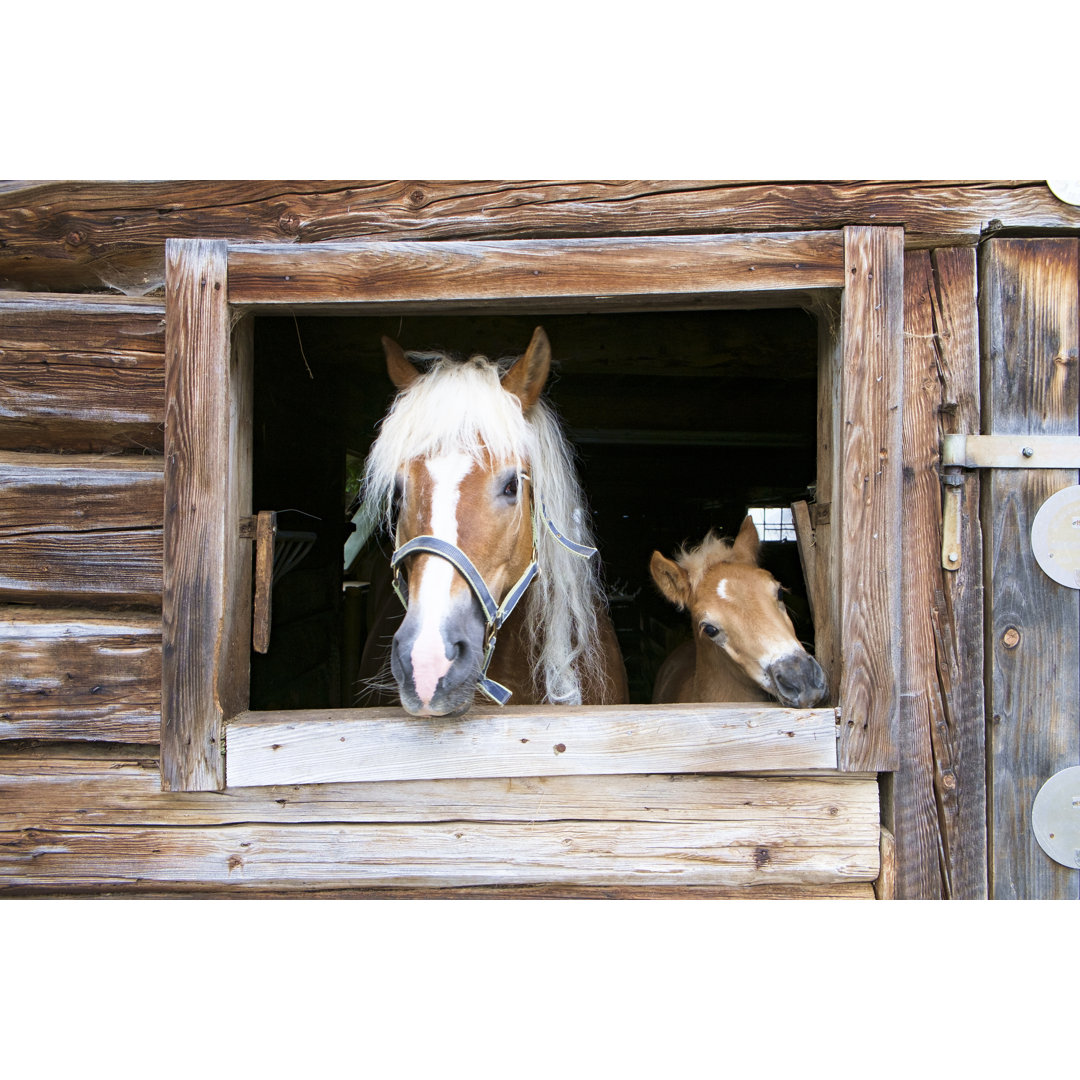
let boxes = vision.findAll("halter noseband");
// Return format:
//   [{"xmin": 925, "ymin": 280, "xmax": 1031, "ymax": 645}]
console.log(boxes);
[{"xmin": 389, "ymin": 478, "xmax": 597, "ymax": 705}]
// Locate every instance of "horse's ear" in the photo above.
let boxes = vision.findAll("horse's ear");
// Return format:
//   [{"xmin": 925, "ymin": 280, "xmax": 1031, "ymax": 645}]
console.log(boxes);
[
  {"xmin": 650, "ymin": 551, "xmax": 691, "ymax": 610},
  {"xmin": 382, "ymin": 336, "xmax": 421, "ymax": 391},
  {"xmin": 502, "ymin": 326, "xmax": 551, "ymax": 410},
  {"xmin": 731, "ymin": 515, "xmax": 761, "ymax": 565}
]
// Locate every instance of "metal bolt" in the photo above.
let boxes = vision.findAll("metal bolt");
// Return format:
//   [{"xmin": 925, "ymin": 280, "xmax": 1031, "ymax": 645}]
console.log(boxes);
[
  {"xmin": 947, "ymin": 551, "xmax": 959, "ymax": 563},
  {"xmin": 1022, "ymin": 446, "xmax": 1035, "ymax": 458}
]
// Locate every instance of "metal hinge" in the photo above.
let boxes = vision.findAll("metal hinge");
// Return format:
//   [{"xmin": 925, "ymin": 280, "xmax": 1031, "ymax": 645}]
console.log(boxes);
[{"xmin": 941, "ymin": 435, "xmax": 1080, "ymax": 571}]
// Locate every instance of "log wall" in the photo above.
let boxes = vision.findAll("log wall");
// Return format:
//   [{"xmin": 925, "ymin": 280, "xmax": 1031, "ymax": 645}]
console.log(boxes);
[{"xmin": 3, "ymin": 179, "xmax": 1068, "ymax": 897}]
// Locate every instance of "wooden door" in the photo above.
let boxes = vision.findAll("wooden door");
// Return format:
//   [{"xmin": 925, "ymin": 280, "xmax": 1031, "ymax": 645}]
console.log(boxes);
[{"xmin": 981, "ymin": 237, "xmax": 1080, "ymax": 899}]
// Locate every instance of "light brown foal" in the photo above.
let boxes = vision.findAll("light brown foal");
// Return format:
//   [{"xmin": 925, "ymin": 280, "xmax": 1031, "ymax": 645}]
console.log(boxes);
[{"xmin": 650, "ymin": 516, "xmax": 827, "ymax": 707}]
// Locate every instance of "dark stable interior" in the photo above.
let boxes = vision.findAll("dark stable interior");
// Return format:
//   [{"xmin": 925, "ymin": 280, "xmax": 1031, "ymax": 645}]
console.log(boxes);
[{"xmin": 250, "ymin": 308, "xmax": 819, "ymax": 709}]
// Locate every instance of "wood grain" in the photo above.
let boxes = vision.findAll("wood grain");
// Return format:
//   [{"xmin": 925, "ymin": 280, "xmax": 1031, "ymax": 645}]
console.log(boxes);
[
  {"xmin": 0, "ymin": 610, "xmax": 160, "ymax": 741},
  {"xmin": 162, "ymin": 241, "xmax": 252, "ymax": 791},
  {"xmin": 226, "ymin": 704, "xmax": 839, "ymax": 787},
  {"xmin": 3, "ymin": 182, "xmax": 1080, "ymax": 293},
  {"xmin": 836, "ymin": 227, "xmax": 904, "ymax": 771},
  {"xmin": 226, "ymin": 232, "xmax": 846, "ymax": 307},
  {"xmin": 981, "ymin": 238, "xmax": 1080, "ymax": 900},
  {"xmin": 0, "ymin": 293, "xmax": 165, "ymax": 452}
]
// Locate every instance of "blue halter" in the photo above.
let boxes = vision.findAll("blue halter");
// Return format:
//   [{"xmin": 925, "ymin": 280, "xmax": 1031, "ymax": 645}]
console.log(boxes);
[{"xmin": 389, "ymin": 483, "xmax": 596, "ymax": 705}]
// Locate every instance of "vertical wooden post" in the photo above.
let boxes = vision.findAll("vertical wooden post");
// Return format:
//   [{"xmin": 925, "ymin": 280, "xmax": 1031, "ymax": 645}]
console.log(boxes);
[
  {"xmin": 895, "ymin": 247, "xmax": 987, "ymax": 899},
  {"xmin": 836, "ymin": 226, "xmax": 904, "ymax": 772},
  {"xmin": 982, "ymin": 238, "xmax": 1080, "ymax": 899},
  {"xmin": 162, "ymin": 240, "xmax": 252, "ymax": 791}
]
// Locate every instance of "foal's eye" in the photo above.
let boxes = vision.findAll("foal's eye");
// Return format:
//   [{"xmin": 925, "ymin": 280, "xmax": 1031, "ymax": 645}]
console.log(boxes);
[
  {"xmin": 502, "ymin": 476, "xmax": 519, "ymax": 498},
  {"xmin": 702, "ymin": 623, "xmax": 721, "ymax": 639}
]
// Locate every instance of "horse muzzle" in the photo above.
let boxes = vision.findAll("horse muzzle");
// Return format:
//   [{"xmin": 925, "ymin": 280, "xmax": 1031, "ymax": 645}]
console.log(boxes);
[
  {"xmin": 766, "ymin": 651, "xmax": 828, "ymax": 708},
  {"xmin": 390, "ymin": 596, "xmax": 487, "ymax": 717}
]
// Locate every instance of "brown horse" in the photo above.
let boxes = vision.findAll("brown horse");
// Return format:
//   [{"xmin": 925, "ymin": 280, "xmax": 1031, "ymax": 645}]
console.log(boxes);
[
  {"xmin": 360, "ymin": 327, "xmax": 628, "ymax": 717},
  {"xmin": 649, "ymin": 517, "xmax": 827, "ymax": 707}
]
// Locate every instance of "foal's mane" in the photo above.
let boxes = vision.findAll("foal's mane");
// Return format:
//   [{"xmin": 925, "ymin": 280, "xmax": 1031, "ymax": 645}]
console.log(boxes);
[
  {"xmin": 674, "ymin": 531, "xmax": 740, "ymax": 588},
  {"xmin": 362, "ymin": 351, "xmax": 607, "ymax": 705}
]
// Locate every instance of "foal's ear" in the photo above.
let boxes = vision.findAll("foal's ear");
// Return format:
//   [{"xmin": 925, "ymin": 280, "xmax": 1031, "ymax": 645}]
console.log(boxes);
[
  {"xmin": 382, "ymin": 336, "xmax": 421, "ymax": 391},
  {"xmin": 650, "ymin": 551, "xmax": 692, "ymax": 610},
  {"xmin": 731, "ymin": 515, "xmax": 761, "ymax": 565},
  {"xmin": 502, "ymin": 326, "xmax": 551, "ymax": 410}
]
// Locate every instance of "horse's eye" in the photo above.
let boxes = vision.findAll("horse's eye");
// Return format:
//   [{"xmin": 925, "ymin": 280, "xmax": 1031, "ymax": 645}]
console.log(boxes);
[
  {"xmin": 502, "ymin": 476, "xmax": 519, "ymax": 499},
  {"xmin": 702, "ymin": 623, "xmax": 721, "ymax": 639}
]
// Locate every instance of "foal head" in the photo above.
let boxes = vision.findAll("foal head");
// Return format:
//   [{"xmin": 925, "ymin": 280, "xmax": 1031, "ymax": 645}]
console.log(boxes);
[
  {"xmin": 365, "ymin": 328, "xmax": 551, "ymax": 717},
  {"xmin": 650, "ymin": 517, "xmax": 827, "ymax": 708}
]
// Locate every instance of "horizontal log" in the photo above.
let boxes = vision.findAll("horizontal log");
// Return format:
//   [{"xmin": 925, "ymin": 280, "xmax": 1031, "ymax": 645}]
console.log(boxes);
[
  {"xmin": 0, "ymin": 754, "xmax": 877, "ymax": 828},
  {"xmin": 0, "ymin": 453, "xmax": 164, "ymax": 605},
  {"xmin": 0, "ymin": 294, "xmax": 165, "ymax": 452},
  {"xmin": 0, "ymin": 452, "xmax": 163, "ymax": 536},
  {"xmin": 0, "ymin": 819, "xmax": 878, "ymax": 890},
  {"xmin": 3, "ymin": 883, "xmax": 878, "ymax": 899},
  {"xmin": 226, "ymin": 704, "xmax": 839, "ymax": 787},
  {"xmin": 0, "ymin": 530, "xmax": 162, "ymax": 605},
  {"xmin": 0, "ymin": 611, "xmax": 160, "ymax": 741},
  {"xmin": 3, "ymin": 182, "xmax": 1080, "ymax": 293},
  {"xmin": 227, "ymin": 233, "xmax": 846, "ymax": 307}
]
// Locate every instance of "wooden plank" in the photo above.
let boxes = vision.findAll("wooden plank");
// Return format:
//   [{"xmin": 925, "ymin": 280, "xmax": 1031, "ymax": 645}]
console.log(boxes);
[
  {"xmin": 875, "ymin": 827, "xmax": 897, "ymax": 900},
  {"xmin": 0, "ymin": 293, "xmax": 165, "ymax": 452},
  {"xmin": 0, "ymin": 753, "xmax": 876, "ymax": 828},
  {"xmin": 4, "ymin": 183, "xmax": 1080, "ymax": 294},
  {"xmin": 0, "ymin": 610, "xmax": 160, "ymax": 742},
  {"xmin": 0, "ymin": 450, "xmax": 164, "ymax": 607},
  {"xmin": 0, "ymin": 452, "xmax": 163, "ymax": 535},
  {"xmin": 252, "ymin": 510, "xmax": 276, "ymax": 654},
  {"xmin": 162, "ymin": 240, "xmax": 253, "ymax": 791},
  {"xmin": 836, "ymin": 226, "xmax": 904, "ymax": 771},
  {"xmin": 226, "ymin": 233, "xmax": 846, "ymax": 306},
  {"xmin": 0, "ymin": 817, "xmax": 879, "ymax": 890},
  {"xmin": 2, "ymin": 883, "xmax": 878, "ymax": 899},
  {"xmin": 226, "ymin": 704, "xmax": 839, "ymax": 787},
  {"xmin": 928, "ymin": 247, "xmax": 987, "ymax": 900},
  {"xmin": 982, "ymin": 237, "xmax": 1080, "ymax": 900}
]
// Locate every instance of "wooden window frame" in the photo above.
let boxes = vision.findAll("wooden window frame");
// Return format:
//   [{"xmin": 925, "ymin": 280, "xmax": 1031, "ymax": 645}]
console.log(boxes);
[{"xmin": 162, "ymin": 229, "xmax": 903, "ymax": 792}]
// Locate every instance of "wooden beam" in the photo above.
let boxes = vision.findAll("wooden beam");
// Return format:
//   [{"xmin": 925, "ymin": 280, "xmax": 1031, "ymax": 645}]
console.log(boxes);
[
  {"xmin": 0, "ymin": 610, "xmax": 160, "ymax": 742},
  {"xmin": 0, "ymin": 293, "xmax": 165, "ymax": 453},
  {"xmin": 162, "ymin": 241, "xmax": 252, "ymax": 791},
  {"xmin": 4, "ymin": 183, "xmax": 1080, "ymax": 293},
  {"xmin": 836, "ymin": 226, "xmax": 904, "ymax": 771},
  {"xmin": 226, "ymin": 232, "xmax": 846, "ymax": 307},
  {"xmin": 982, "ymin": 238, "xmax": 1080, "ymax": 899},
  {"xmin": 225, "ymin": 704, "xmax": 838, "ymax": 787}
]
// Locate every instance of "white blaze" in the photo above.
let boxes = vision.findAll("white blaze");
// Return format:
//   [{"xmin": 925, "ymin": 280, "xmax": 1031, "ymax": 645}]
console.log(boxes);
[{"xmin": 411, "ymin": 453, "xmax": 471, "ymax": 706}]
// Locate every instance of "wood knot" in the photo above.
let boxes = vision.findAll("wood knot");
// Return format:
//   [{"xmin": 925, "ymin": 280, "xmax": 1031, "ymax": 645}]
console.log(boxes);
[
  {"xmin": 553, "ymin": 743, "xmax": 566, "ymax": 754},
  {"xmin": 407, "ymin": 187, "xmax": 427, "ymax": 208},
  {"xmin": 1002, "ymin": 626, "xmax": 1021, "ymax": 650}
]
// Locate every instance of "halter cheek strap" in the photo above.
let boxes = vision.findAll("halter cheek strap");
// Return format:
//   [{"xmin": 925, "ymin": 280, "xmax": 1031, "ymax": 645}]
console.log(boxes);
[{"xmin": 390, "ymin": 497, "xmax": 597, "ymax": 705}]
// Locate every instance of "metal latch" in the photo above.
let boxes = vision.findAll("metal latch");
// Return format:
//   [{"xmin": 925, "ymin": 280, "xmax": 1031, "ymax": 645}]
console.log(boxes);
[{"xmin": 941, "ymin": 435, "xmax": 1080, "ymax": 571}]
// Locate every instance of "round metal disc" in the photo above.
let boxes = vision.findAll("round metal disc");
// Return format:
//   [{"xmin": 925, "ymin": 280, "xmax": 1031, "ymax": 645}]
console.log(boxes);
[
  {"xmin": 1032, "ymin": 765, "xmax": 1080, "ymax": 870},
  {"xmin": 1047, "ymin": 180, "xmax": 1080, "ymax": 206},
  {"xmin": 1030, "ymin": 485, "xmax": 1080, "ymax": 588}
]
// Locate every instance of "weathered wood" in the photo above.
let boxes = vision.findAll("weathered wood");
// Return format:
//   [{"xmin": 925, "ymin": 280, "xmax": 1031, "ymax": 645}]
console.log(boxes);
[
  {"xmin": 1, "ymin": 816, "xmax": 878, "ymax": 890},
  {"xmin": 252, "ymin": 511, "xmax": 276, "ymax": 654},
  {"xmin": 893, "ymin": 247, "xmax": 987, "ymax": 899},
  {"xmin": 162, "ymin": 241, "xmax": 252, "ymax": 791},
  {"xmin": 0, "ymin": 754, "xmax": 877, "ymax": 827},
  {"xmin": 226, "ymin": 233, "xmax": 846, "ymax": 308},
  {"xmin": 226, "ymin": 704, "xmax": 839, "ymax": 787},
  {"xmin": 836, "ymin": 226, "xmax": 903, "ymax": 771},
  {"xmin": 3, "ymin": 883, "xmax": 878, "ymax": 899},
  {"xmin": 3, "ymin": 182, "xmax": 1080, "ymax": 293},
  {"xmin": 928, "ymin": 247, "xmax": 987, "ymax": 900},
  {"xmin": 0, "ymin": 293, "xmax": 165, "ymax": 452},
  {"xmin": 0, "ymin": 452, "xmax": 163, "ymax": 536},
  {"xmin": 0, "ymin": 611, "xmax": 160, "ymax": 742},
  {"xmin": 791, "ymin": 499, "xmax": 819, "ymax": 624},
  {"xmin": 875, "ymin": 827, "xmax": 897, "ymax": 900},
  {"xmin": 982, "ymin": 238, "xmax": 1080, "ymax": 900}
]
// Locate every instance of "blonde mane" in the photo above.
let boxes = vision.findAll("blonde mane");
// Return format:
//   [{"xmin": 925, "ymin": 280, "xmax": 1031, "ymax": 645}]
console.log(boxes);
[
  {"xmin": 674, "ymin": 531, "xmax": 738, "ymax": 587},
  {"xmin": 362, "ymin": 351, "xmax": 608, "ymax": 705}
]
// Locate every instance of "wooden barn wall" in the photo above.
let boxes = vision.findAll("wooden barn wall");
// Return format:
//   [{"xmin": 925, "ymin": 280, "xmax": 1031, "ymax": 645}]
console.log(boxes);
[{"xmin": 1, "ymin": 180, "xmax": 1077, "ymax": 897}]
